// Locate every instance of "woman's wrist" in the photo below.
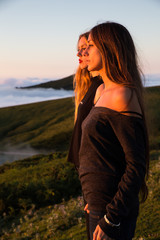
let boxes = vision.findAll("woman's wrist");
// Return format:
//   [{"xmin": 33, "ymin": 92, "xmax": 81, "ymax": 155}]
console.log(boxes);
[
  {"xmin": 98, "ymin": 216, "xmax": 120, "ymax": 239},
  {"xmin": 104, "ymin": 215, "xmax": 120, "ymax": 227}
]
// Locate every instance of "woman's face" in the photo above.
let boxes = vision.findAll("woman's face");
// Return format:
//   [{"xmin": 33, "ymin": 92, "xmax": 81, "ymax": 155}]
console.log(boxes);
[
  {"xmin": 77, "ymin": 36, "xmax": 88, "ymax": 69},
  {"xmin": 84, "ymin": 34, "xmax": 103, "ymax": 72}
]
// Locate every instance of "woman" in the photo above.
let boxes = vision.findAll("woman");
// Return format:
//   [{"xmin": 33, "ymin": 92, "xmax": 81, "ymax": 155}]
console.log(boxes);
[
  {"xmin": 73, "ymin": 32, "xmax": 103, "ymax": 122},
  {"xmin": 67, "ymin": 32, "xmax": 103, "ymax": 240},
  {"xmin": 68, "ymin": 31, "xmax": 103, "ymax": 169},
  {"xmin": 79, "ymin": 22, "xmax": 149, "ymax": 240}
]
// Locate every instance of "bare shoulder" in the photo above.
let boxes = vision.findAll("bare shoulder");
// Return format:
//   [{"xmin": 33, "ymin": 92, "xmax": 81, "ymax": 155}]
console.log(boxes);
[
  {"xmin": 112, "ymin": 86, "xmax": 142, "ymax": 113},
  {"xmin": 113, "ymin": 86, "xmax": 132, "ymax": 104},
  {"xmin": 107, "ymin": 86, "xmax": 131, "ymax": 111},
  {"xmin": 99, "ymin": 86, "xmax": 142, "ymax": 114}
]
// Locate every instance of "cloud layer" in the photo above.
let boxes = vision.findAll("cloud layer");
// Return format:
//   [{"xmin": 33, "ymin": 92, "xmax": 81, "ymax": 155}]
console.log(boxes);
[
  {"xmin": 0, "ymin": 75, "xmax": 160, "ymax": 108},
  {"xmin": 0, "ymin": 78, "xmax": 74, "ymax": 108},
  {"xmin": 0, "ymin": 77, "xmax": 57, "ymax": 87},
  {"xmin": 144, "ymin": 74, "xmax": 160, "ymax": 87}
]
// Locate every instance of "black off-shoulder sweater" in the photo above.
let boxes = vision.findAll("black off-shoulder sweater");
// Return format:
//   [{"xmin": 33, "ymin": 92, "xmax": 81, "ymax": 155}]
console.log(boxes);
[
  {"xmin": 67, "ymin": 77, "xmax": 103, "ymax": 168},
  {"xmin": 79, "ymin": 106, "xmax": 147, "ymax": 238}
]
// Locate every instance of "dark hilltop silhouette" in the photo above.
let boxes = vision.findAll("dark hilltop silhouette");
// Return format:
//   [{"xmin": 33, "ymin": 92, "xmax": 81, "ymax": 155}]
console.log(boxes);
[{"xmin": 16, "ymin": 75, "xmax": 74, "ymax": 90}]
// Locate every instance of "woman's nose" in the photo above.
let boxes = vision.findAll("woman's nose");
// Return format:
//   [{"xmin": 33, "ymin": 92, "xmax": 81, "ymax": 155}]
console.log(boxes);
[
  {"xmin": 77, "ymin": 49, "xmax": 82, "ymax": 57},
  {"xmin": 83, "ymin": 47, "xmax": 88, "ymax": 56}
]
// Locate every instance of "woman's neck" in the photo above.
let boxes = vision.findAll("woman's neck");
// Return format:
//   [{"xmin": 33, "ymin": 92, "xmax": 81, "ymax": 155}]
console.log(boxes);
[
  {"xmin": 99, "ymin": 71, "xmax": 113, "ymax": 90},
  {"xmin": 90, "ymin": 71, "xmax": 99, "ymax": 77}
]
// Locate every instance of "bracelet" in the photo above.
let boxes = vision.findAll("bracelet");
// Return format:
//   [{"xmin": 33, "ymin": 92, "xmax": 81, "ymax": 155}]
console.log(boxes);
[{"xmin": 104, "ymin": 215, "xmax": 120, "ymax": 227}]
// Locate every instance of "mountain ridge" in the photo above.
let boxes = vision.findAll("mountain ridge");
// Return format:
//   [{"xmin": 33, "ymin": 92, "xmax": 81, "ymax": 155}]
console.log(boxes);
[{"xmin": 16, "ymin": 74, "xmax": 74, "ymax": 90}]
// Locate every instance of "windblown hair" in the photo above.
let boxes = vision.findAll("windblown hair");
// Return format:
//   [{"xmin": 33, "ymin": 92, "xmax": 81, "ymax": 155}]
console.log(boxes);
[
  {"xmin": 74, "ymin": 32, "xmax": 91, "ymax": 121},
  {"xmin": 73, "ymin": 67, "xmax": 91, "ymax": 120},
  {"xmin": 90, "ymin": 21, "xmax": 149, "ymax": 202}
]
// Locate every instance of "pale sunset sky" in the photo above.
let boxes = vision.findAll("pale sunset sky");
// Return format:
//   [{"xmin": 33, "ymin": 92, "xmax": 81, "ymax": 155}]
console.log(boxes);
[{"xmin": 0, "ymin": 0, "xmax": 160, "ymax": 85}]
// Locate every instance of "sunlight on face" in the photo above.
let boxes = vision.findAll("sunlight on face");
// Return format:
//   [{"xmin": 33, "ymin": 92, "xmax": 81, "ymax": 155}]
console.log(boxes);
[
  {"xmin": 85, "ymin": 34, "xmax": 103, "ymax": 72},
  {"xmin": 77, "ymin": 36, "xmax": 88, "ymax": 69}
]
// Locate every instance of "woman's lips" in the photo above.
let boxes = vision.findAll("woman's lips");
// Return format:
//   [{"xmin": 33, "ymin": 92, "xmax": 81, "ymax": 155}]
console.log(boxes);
[{"xmin": 79, "ymin": 59, "xmax": 82, "ymax": 63}]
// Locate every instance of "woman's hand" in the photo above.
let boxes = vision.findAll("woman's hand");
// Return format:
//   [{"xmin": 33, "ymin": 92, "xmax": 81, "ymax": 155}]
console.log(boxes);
[
  {"xmin": 93, "ymin": 225, "xmax": 109, "ymax": 240},
  {"xmin": 84, "ymin": 203, "xmax": 90, "ymax": 214}
]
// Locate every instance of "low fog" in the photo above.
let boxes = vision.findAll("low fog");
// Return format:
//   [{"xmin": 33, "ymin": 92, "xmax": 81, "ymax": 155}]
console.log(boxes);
[
  {"xmin": 0, "ymin": 75, "xmax": 160, "ymax": 108},
  {"xmin": 144, "ymin": 74, "xmax": 160, "ymax": 87},
  {"xmin": 0, "ymin": 145, "xmax": 52, "ymax": 166},
  {"xmin": 0, "ymin": 86, "xmax": 73, "ymax": 108}
]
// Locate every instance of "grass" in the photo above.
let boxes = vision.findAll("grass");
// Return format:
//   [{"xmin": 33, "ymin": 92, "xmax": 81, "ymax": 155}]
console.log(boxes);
[
  {"xmin": 0, "ymin": 97, "xmax": 74, "ymax": 151},
  {"xmin": 0, "ymin": 155, "xmax": 159, "ymax": 240},
  {"xmin": 0, "ymin": 85, "xmax": 160, "ymax": 239},
  {"xmin": 0, "ymin": 196, "xmax": 87, "ymax": 240},
  {"xmin": 144, "ymin": 86, "xmax": 160, "ymax": 150},
  {"xmin": 0, "ymin": 86, "xmax": 160, "ymax": 153},
  {"xmin": 134, "ymin": 156, "xmax": 160, "ymax": 240},
  {"xmin": 0, "ymin": 152, "xmax": 81, "ymax": 216}
]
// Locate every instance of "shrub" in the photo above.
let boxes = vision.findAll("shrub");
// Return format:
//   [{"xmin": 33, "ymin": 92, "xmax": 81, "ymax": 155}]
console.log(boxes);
[{"xmin": 0, "ymin": 153, "xmax": 81, "ymax": 215}]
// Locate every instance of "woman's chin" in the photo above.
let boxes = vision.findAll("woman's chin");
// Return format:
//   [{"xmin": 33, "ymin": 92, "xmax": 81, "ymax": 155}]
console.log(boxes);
[
  {"xmin": 88, "ymin": 67, "xmax": 94, "ymax": 72},
  {"xmin": 79, "ymin": 64, "xmax": 88, "ymax": 70}
]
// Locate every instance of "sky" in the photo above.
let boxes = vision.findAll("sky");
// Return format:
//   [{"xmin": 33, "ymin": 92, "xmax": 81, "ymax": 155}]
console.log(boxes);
[{"xmin": 0, "ymin": 0, "xmax": 160, "ymax": 86}]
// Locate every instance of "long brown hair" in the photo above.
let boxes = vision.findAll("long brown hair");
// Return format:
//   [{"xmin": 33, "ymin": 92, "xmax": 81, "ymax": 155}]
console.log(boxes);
[
  {"xmin": 74, "ymin": 32, "xmax": 91, "ymax": 121},
  {"xmin": 90, "ymin": 21, "xmax": 149, "ymax": 202}
]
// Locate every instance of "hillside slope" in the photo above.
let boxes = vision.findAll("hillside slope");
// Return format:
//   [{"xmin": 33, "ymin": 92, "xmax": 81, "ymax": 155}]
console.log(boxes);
[
  {"xmin": 0, "ymin": 86, "xmax": 160, "ymax": 239},
  {"xmin": 16, "ymin": 75, "xmax": 74, "ymax": 90},
  {"xmin": 0, "ymin": 97, "xmax": 74, "ymax": 152},
  {"xmin": 0, "ymin": 86, "xmax": 160, "ymax": 153}
]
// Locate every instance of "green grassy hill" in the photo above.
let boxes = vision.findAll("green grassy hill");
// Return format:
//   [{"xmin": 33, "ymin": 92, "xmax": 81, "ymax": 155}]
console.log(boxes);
[
  {"xmin": 16, "ymin": 75, "xmax": 74, "ymax": 90},
  {"xmin": 144, "ymin": 86, "xmax": 160, "ymax": 150},
  {"xmin": 0, "ymin": 86, "xmax": 160, "ymax": 153},
  {"xmin": 0, "ymin": 152, "xmax": 159, "ymax": 239},
  {"xmin": 0, "ymin": 97, "xmax": 74, "ymax": 152},
  {"xmin": 0, "ymin": 86, "xmax": 160, "ymax": 239}
]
